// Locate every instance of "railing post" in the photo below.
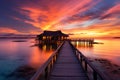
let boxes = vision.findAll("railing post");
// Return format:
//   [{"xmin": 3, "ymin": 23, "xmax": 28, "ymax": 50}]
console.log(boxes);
[
  {"xmin": 55, "ymin": 55, "xmax": 57, "ymax": 61},
  {"xmin": 49, "ymin": 62, "xmax": 52, "ymax": 73},
  {"xmin": 80, "ymin": 55, "xmax": 82, "ymax": 63},
  {"xmin": 56, "ymin": 53, "xmax": 58, "ymax": 58},
  {"xmin": 45, "ymin": 66, "xmax": 48, "ymax": 80},
  {"xmin": 75, "ymin": 50, "xmax": 77, "ymax": 55},
  {"xmin": 51, "ymin": 58, "xmax": 54, "ymax": 67},
  {"xmin": 54, "ymin": 55, "xmax": 56, "ymax": 62},
  {"xmin": 78, "ymin": 54, "xmax": 80, "ymax": 60},
  {"xmin": 53, "ymin": 56, "xmax": 55, "ymax": 63},
  {"xmin": 93, "ymin": 70, "xmax": 97, "ymax": 80},
  {"xmin": 49, "ymin": 62, "xmax": 51, "ymax": 70},
  {"xmin": 85, "ymin": 62, "xmax": 87, "ymax": 72}
]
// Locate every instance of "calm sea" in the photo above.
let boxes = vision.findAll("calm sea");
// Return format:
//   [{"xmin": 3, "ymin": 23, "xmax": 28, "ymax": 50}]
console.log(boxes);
[
  {"xmin": 0, "ymin": 39, "xmax": 56, "ymax": 80},
  {"xmin": 72, "ymin": 38, "xmax": 120, "ymax": 66},
  {"xmin": 0, "ymin": 39, "xmax": 120, "ymax": 80}
]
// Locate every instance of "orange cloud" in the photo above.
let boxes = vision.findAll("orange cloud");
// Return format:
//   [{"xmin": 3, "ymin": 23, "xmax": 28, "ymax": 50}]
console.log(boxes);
[
  {"xmin": 10, "ymin": 0, "xmax": 119, "ymax": 38},
  {"xmin": 18, "ymin": 0, "xmax": 96, "ymax": 30},
  {"xmin": 60, "ymin": 20, "xmax": 120, "ymax": 38},
  {"xmin": 0, "ymin": 27, "xmax": 19, "ymax": 34}
]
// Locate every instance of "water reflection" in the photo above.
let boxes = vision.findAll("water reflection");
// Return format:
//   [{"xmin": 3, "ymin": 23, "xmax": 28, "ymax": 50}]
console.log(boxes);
[
  {"xmin": 72, "ymin": 39, "xmax": 120, "ymax": 66},
  {"xmin": 72, "ymin": 39, "xmax": 120, "ymax": 80},
  {"xmin": 38, "ymin": 43, "xmax": 58, "ymax": 51},
  {"xmin": 29, "ymin": 42, "xmax": 59, "ymax": 68},
  {"xmin": 0, "ymin": 39, "xmax": 59, "ymax": 80},
  {"xmin": 71, "ymin": 41, "xmax": 93, "ymax": 48}
]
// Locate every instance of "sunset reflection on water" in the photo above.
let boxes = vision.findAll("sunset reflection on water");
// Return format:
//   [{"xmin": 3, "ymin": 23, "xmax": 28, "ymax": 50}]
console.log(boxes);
[
  {"xmin": 72, "ymin": 39, "xmax": 120, "ymax": 66},
  {"xmin": 0, "ymin": 39, "xmax": 57, "ymax": 80},
  {"xmin": 29, "ymin": 44, "xmax": 55, "ymax": 68}
]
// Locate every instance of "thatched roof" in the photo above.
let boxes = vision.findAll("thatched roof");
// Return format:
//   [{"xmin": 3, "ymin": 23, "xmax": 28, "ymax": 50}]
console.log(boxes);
[{"xmin": 38, "ymin": 30, "xmax": 68, "ymax": 37}]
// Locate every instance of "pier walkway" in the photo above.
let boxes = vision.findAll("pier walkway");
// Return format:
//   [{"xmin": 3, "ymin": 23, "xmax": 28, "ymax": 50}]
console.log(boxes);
[
  {"xmin": 30, "ymin": 41, "xmax": 110, "ymax": 80},
  {"xmin": 49, "ymin": 41, "xmax": 88, "ymax": 80}
]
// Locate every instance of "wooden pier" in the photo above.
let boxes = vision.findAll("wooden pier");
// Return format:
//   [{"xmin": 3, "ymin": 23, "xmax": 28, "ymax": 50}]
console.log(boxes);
[
  {"xmin": 30, "ymin": 41, "xmax": 110, "ymax": 80},
  {"xmin": 49, "ymin": 41, "xmax": 88, "ymax": 80}
]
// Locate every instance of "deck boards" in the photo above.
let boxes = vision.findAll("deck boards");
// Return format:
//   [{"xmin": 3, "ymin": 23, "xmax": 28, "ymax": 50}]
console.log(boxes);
[{"xmin": 49, "ymin": 41, "xmax": 88, "ymax": 80}]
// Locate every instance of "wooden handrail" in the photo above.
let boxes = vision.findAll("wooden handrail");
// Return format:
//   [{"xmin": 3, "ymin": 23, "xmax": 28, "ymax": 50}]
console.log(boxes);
[
  {"xmin": 30, "ymin": 42, "xmax": 64, "ymax": 80},
  {"xmin": 69, "ymin": 41, "xmax": 111, "ymax": 80}
]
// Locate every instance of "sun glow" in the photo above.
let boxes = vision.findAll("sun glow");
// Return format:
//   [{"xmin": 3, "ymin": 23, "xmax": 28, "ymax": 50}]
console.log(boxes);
[
  {"xmin": 0, "ymin": 0, "xmax": 119, "ymax": 38},
  {"xmin": 44, "ymin": 25, "xmax": 51, "ymax": 30}
]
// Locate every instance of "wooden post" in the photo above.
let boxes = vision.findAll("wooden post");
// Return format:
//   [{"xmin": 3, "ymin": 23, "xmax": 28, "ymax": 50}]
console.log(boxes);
[
  {"xmin": 45, "ymin": 66, "xmax": 48, "ymax": 80},
  {"xmin": 53, "ymin": 56, "xmax": 56, "ymax": 62},
  {"xmin": 50, "ymin": 61, "xmax": 53, "ymax": 69},
  {"xmin": 78, "ymin": 54, "xmax": 80, "ymax": 60},
  {"xmin": 49, "ymin": 62, "xmax": 51, "ymax": 69},
  {"xmin": 55, "ymin": 55, "xmax": 57, "ymax": 61},
  {"xmin": 75, "ymin": 50, "xmax": 77, "ymax": 55},
  {"xmin": 51, "ymin": 58, "xmax": 53, "ymax": 68},
  {"xmin": 77, "ymin": 53, "xmax": 79, "ymax": 59},
  {"xmin": 56, "ymin": 53, "xmax": 58, "ymax": 58},
  {"xmin": 85, "ymin": 62, "xmax": 87, "ymax": 72},
  {"xmin": 80, "ymin": 55, "xmax": 82, "ymax": 63},
  {"xmin": 93, "ymin": 70, "xmax": 97, "ymax": 80}
]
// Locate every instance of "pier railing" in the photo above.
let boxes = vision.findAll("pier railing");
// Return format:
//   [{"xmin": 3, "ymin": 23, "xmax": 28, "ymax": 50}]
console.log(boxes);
[
  {"xmin": 70, "ymin": 38, "xmax": 94, "ymax": 43},
  {"xmin": 30, "ymin": 42, "xmax": 64, "ymax": 80},
  {"xmin": 70, "ymin": 42, "xmax": 111, "ymax": 80}
]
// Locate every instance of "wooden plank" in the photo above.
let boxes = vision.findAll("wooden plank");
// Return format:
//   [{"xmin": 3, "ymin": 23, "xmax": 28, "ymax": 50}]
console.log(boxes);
[
  {"xmin": 51, "ymin": 64, "xmax": 83, "ymax": 69},
  {"xmin": 49, "ymin": 41, "xmax": 88, "ymax": 80},
  {"xmin": 51, "ymin": 69, "xmax": 86, "ymax": 77},
  {"xmin": 49, "ymin": 76, "xmax": 88, "ymax": 80}
]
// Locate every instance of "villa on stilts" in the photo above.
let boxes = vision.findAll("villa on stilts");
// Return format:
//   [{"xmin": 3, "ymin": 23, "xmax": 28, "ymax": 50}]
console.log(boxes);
[{"xmin": 36, "ymin": 30, "xmax": 69, "ymax": 44}]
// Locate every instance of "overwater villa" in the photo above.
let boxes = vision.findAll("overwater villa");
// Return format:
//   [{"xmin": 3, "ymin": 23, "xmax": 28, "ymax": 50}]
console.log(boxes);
[{"xmin": 36, "ymin": 30, "xmax": 69, "ymax": 44}]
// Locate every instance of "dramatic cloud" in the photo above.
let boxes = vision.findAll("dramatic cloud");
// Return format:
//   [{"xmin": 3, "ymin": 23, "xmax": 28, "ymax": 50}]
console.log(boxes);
[
  {"xmin": 0, "ymin": 27, "xmax": 19, "ymax": 34},
  {"xmin": 0, "ymin": 0, "xmax": 120, "ymax": 37}
]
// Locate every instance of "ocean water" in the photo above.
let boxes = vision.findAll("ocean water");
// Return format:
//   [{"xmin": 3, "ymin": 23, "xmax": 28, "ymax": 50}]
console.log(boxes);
[
  {"xmin": 0, "ymin": 39, "xmax": 55, "ymax": 80},
  {"xmin": 0, "ymin": 38, "xmax": 120, "ymax": 80},
  {"xmin": 72, "ymin": 38, "xmax": 120, "ymax": 66}
]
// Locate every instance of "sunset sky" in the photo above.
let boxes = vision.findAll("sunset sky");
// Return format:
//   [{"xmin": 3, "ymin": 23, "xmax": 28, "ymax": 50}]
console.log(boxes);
[{"xmin": 0, "ymin": 0, "xmax": 120, "ymax": 38}]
